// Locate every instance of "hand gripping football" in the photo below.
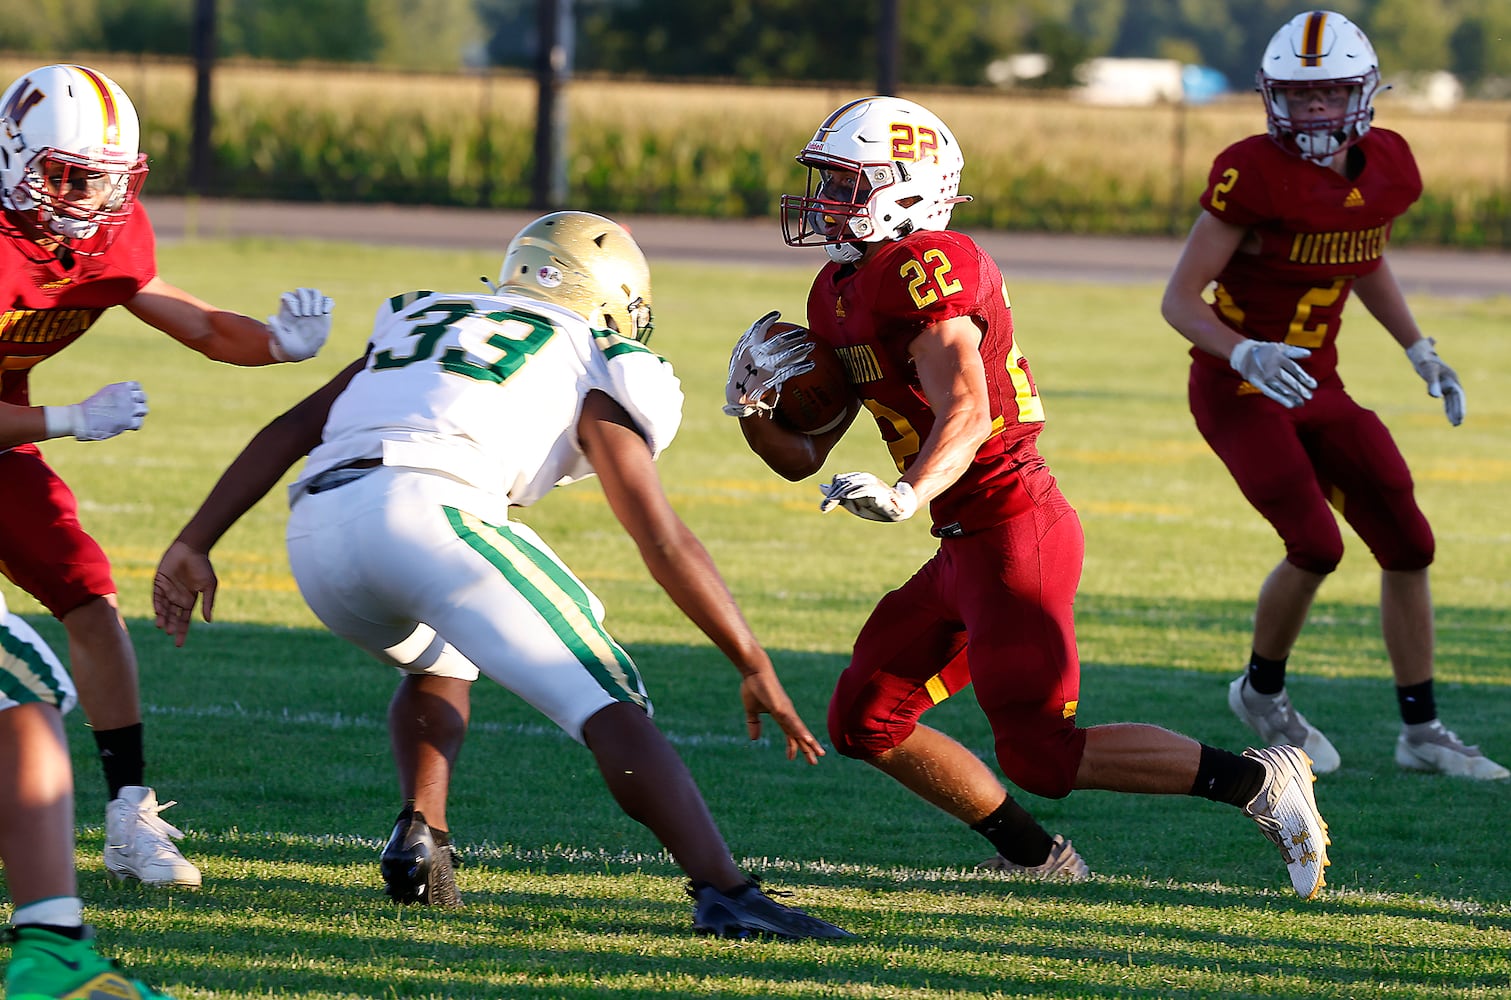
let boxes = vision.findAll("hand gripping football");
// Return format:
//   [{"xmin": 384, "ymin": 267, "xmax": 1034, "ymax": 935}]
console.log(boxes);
[{"xmin": 770, "ymin": 323, "xmax": 854, "ymax": 435}]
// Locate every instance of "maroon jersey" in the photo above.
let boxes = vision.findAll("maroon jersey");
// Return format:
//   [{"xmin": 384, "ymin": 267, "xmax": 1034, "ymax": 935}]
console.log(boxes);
[
  {"xmin": 1194, "ymin": 129, "xmax": 1421, "ymax": 384},
  {"xmin": 0, "ymin": 206, "xmax": 158, "ymax": 405},
  {"xmin": 805, "ymin": 229, "xmax": 1048, "ymax": 534}
]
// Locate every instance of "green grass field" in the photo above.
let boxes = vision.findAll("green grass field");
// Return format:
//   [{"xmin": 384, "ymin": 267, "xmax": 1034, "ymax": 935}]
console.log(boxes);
[{"xmin": 3, "ymin": 237, "xmax": 1509, "ymax": 999}]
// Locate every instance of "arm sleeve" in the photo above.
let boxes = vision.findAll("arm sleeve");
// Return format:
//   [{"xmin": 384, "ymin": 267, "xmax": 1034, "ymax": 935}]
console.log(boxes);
[
  {"xmin": 590, "ymin": 333, "xmax": 684, "ymax": 459},
  {"xmin": 872, "ymin": 233, "xmax": 992, "ymax": 335},
  {"xmin": 1198, "ymin": 140, "xmax": 1274, "ymax": 227}
]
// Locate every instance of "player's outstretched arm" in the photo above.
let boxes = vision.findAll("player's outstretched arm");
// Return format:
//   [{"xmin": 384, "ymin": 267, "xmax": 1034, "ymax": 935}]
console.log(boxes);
[
  {"xmin": 126, "ymin": 277, "xmax": 333, "ymax": 366},
  {"xmin": 580, "ymin": 389, "xmax": 826, "ymax": 764},
  {"xmin": 0, "ymin": 382, "xmax": 148, "ymax": 449},
  {"xmin": 154, "ymin": 359, "xmax": 362, "ymax": 646}
]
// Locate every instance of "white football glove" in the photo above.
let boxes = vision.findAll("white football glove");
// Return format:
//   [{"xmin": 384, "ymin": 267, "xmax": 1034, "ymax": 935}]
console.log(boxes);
[
  {"xmin": 722, "ymin": 310, "xmax": 816, "ymax": 417},
  {"xmin": 1405, "ymin": 337, "xmax": 1465, "ymax": 426},
  {"xmin": 267, "ymin": 287, "xmax": 334, "ymax": 362},
  {"xmin": 43, "ymin": 380, "xmax": 148, "ymax": 442},
  {"xmin": 819, "ymin": 472, "xmax": 917, "ymax": 523},
  {"xmin": 1229, "ymin": 339, "xmax": 1317, "ymax": 409}
]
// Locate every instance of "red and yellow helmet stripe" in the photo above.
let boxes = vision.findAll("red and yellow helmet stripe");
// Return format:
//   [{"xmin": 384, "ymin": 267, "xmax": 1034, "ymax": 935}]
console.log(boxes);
[
  {"xmin": 1300, "ymin": 11, "xmax": 1329, "ymax": 67},
  {"xmin": 66, "ymin": 64, "xmax": 123, "ymax": 146}
]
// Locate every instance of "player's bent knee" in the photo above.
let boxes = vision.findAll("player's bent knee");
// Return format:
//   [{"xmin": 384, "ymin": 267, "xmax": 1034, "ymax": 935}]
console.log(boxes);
[
  {"xmin": 827, "ymin": 689, "xmax": 921, "ymax": 760},
  {"xmin": 826, "ymin": 723, "xmax": 901, "ymax": 760},
  {"xmin": 384, "ymin": 625, "xmax": 481, "ymax": 682},
  {"xmin": 1373, "ymin": 522, "xmax": 1434, "ymax": 572},
  {"xmin": 1285, "ymin": 546, "xmax": 1342, "ymax": 576},
  {"xmin": 993, "ymin": 721, "xmax": 1086, "ymax": 800}
]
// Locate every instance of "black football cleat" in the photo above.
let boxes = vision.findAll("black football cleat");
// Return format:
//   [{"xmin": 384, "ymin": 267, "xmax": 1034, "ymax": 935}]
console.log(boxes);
[
  {"xmin": 688, "ymin": 880, "xmax": 853, "ymax": 940},
  {"xmin": 380, "ymin": 808, "xmax": 461, "ymax": 908}
]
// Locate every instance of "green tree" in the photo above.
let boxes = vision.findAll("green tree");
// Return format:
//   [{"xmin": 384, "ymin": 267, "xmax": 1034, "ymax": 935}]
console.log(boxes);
[
  {"xmin": 221, "ymin": 0, "xmax": 381, "ymax": 61},
  {"xmin": 1446, "ymin": 0, "xmax": 1511, "ymax": 88},
  {"xmin": 99, "ymin": 0, "xmax": 193, "ymax": 55},
  {"xmin": 370, "ymin": 0, "xmax": 483, "ymax": 69},
  {"xmin": 1363, "ymin": 0, "xmax": 1454, "ymax": 74},
  {"xmin": 9, "ymin": 0, "xmax": 106, "ymax": 53}
]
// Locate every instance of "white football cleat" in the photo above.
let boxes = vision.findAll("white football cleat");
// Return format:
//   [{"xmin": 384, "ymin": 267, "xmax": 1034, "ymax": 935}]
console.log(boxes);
[
  {"xmin": 1242, "ymin": 745, "xmax": 1330, "ymax": 900},
  {"xmin": 104, "ymin": 785, "xmax": 203, "ymax": 887},
  {"xmin": 978, "ymin": 834, "xmax": 1091, "ymax": 881},
  {"xmin": 1396, "ymin": 721, "xmax": 1510, "ymax": 780},
  {"xmin": 1228, "ymin": 675, "xmax": 1341, "ymax": 774}
]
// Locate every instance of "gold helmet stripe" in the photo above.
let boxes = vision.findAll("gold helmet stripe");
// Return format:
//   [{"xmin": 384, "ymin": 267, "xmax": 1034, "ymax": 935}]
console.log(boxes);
[
  {"xmin": 1301, "ymin": 11, "xmax": 1328, "ymax": 67},
  {"xmin": 816, "ymin": 97, "xmax": 873, "ymax": 135}
]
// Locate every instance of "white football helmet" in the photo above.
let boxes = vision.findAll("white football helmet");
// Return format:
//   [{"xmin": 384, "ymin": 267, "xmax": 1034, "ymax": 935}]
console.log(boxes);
[
  {"xmin": 1257, "ymin": 11, "xmax": 1380, "ymax": 165},
  {"xmin": 0, "ymin": 64, "xmax": 147, "ymax": 251},
  {"xmin": 495, "ymin": 211, "xmax": 655, "ymax": 343},
  {"xmin": 781, "ymin": 96, "xmax": 970, "ymax": 263}
]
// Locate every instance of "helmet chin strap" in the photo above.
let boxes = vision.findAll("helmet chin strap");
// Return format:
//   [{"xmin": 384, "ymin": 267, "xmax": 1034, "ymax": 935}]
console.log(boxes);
[
  {"xmin": 1294, "ymin": 127, "xmax": 1346, "ymax": 165},
  {"xmin": 48, "ymin": 214, "xmax": 101, "ymax": 241},
  {"xmin": 825, "ymin": 241, "xmax": 865, "ymax": 264}
]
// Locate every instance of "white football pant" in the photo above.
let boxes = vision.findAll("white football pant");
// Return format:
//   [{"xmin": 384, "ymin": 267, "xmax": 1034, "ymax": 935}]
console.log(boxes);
[{"xmin": 287, "ymin": 466, "xmax": 651, "ymax": 742}]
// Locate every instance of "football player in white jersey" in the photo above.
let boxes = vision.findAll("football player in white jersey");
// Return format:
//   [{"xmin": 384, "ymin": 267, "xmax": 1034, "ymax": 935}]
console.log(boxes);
[
  {"xmin": 1, "ymin": 593, "xmax": 178, "ymax": 998},
  {"xmin": 150, "ymin": 211, "xmax": 851, "ymax": 939}
]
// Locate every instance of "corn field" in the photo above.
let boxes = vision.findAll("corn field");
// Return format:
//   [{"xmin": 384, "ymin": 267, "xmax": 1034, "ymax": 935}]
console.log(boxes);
[{"xmin": 6, "ymin": 55, "xmax": 1508, "ymax": 246}]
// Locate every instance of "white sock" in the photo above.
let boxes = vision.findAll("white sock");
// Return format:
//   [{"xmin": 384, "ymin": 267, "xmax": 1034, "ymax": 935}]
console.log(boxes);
[{"xmin": 12, "ymin": 895, "xmax": 84, "ymax": 929}]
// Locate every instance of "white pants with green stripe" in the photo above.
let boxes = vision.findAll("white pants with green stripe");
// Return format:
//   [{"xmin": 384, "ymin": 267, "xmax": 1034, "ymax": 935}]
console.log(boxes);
[
  {"xmin": 287, "ymin": 466, "xmax": 651, "ymax": 743},
  {"xmin": 0, "ymin": 594, "xmax": 76, "ymax": 715}
]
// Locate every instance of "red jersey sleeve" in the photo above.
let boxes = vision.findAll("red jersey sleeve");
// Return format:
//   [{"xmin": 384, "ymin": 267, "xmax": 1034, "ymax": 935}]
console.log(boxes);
[
  {"xmin": 1199, "ymin": 136, "xmax": 1279, "ymax": 227},
  {"xmin": 869, "ymin": 230, "xmax": 993, "ymax": 336}
]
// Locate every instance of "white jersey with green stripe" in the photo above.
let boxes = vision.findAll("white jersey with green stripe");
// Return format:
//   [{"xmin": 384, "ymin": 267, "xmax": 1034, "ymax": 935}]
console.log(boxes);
[
  {"xmin": 289, "ymin": 289, "xmax": 683, "ymax": 507},
  {"xmin": 0, "ymin": 591, "xmax": 77, "ymax": 715}
]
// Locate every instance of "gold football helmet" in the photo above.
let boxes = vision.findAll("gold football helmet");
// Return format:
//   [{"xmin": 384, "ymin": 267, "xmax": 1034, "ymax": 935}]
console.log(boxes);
[{"xmin": 496, "ymin": 211, "xmax": 654, "ymax": 343}]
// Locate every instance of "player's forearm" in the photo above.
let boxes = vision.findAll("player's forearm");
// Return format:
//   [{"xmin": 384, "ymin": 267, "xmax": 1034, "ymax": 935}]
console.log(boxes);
[
  {"xmin": 1162, "ymin": 292, "xmax": 1245, "ymax": 360},
  {"xmin": 636, "ymin": 523, "xmax": 768, "ymax": 674},
  {"xmin": 1353, "ymin": 261, "xmax": 1424, "ymax": 349},
  {"xmin": 738, "ymin": 412, "xmax": 829, "ymax": 481},
  {"xmin": 902, "ymin": 403, "xmax": 990, "ymax": 506},
  {"xmin": 0, "ymin": 401, "xmax": 51, "ymax": 449},
  {"xmin": 175, "ymin": 405, "xmax": 323, "ymax": 552},
  {"xmin": 128, "ymin": 286, "xmax": 279, "ymax": 366}
]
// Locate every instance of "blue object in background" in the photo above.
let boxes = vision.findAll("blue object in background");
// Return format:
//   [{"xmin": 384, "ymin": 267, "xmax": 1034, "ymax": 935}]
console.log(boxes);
[{"xmin": 1182, "ymin": 64, "xmax": 1230, "ymax": 103}]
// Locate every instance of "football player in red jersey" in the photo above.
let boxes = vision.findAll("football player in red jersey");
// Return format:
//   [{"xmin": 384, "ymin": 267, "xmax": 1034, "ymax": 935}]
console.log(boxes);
[
  {"xmin": 0, "ymin": 63, "xmax": 339, "ymax": 888},
  {"xmin": 1162, "ymin": 11, "xmax": 1506, "ymax": 780},
  {"xmin": 728, "ymin": 95, "xmax": 1333, "ymax": 899}
]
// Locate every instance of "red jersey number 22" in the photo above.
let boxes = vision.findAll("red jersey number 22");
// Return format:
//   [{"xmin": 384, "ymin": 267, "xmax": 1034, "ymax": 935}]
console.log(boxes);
[{"xmin": 901, "ymin": 249, "xmax": 963, "ymax": 308}]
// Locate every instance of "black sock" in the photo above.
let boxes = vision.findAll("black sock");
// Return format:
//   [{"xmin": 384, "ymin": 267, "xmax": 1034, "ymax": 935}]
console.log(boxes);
[
  {"xmin": 19, "ymin": 924, "xmax": 88, "ymax": 940},
  {"xmin": 970, "ymin": 797, "xmax": 1053, "ymax": 867},
  {"xmin": 1246, "ymin": 651, "xmax": 1288, "ymax": 696},
  {"xmin": 1396, "ymin": 680, "xmax": 1436, "ymax": 726},
  {"xmin": 1189, "ymin": 745, "xmax": 1266, "ymax": 807},
  {"xmin": 92, "ymin": 723, "xmax": 145, "ymax": 799}
]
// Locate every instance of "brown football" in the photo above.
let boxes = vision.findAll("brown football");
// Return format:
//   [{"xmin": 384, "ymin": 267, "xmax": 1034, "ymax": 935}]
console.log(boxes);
[{"xmin": 770, "ymin": 322, "xmax": 854, "ymax": 435}]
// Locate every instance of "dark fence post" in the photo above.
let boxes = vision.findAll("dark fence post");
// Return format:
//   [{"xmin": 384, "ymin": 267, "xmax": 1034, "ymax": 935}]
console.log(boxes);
[
  {"xmin": 1169, "ymin": 98, "xmax": 1188, "ymax": 235},
  {"xmin": 189, "ymin": 0, "xmax": 216, "ymax": 196},
  {"xmin": 531, "ymin": 0, "xmax": 573, "ymax": 210},
  {"xmin": 877, "ymin": 0, "xmax": 900, "ymax": 96}
]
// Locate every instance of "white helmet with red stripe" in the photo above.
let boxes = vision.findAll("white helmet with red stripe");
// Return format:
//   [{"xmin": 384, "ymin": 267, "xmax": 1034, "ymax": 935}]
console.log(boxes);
[
  {"xmin": 1257, "ymin": 11, "xmax": 1380, "ymax": 164},
  {"xmin": 0, "ymin": 64, "xmax": 147, "ymax": 249}
]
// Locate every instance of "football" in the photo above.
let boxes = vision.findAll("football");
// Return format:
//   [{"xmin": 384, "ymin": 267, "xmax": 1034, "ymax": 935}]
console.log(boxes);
[{"xmin": 770, "ymin": 322, "xmax": 855, "ymax": 435}]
